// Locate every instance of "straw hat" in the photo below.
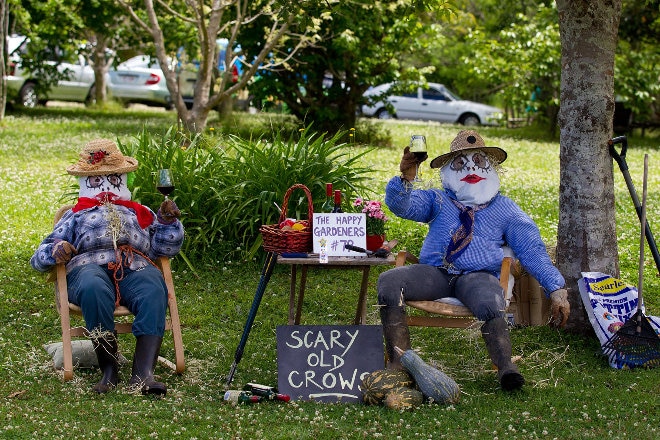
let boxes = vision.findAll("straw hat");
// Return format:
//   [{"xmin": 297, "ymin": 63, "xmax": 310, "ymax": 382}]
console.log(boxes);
[
  {"xmin": 429, "ymin": 130, "xmax": 507, "ymax": 168},
  {"xmin": 66, "ymin": 139, "xmax": 138, "ymax": 176}
]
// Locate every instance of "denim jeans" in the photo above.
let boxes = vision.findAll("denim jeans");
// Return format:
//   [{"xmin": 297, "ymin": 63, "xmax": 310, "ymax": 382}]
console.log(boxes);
[
  {"xmin": 67, "ymin": 264, "xmax": 168, "ymax": 336},
  {"xmin": 377, "ymin": 263, "xmax": 505, "ymax": 322}
]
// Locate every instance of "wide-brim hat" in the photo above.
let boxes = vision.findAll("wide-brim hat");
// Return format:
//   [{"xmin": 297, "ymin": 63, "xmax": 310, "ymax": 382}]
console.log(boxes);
[
  {"xmin": 66, "ymin": 139, "xmax": 138, "ymax": 176},
  {"xmin": 429, "ymin": 130, "xmax": 507, "ymax": 168}
]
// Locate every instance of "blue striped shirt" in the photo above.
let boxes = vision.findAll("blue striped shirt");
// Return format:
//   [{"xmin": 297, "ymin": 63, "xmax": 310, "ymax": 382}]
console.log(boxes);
[
  {"xmin": 385, "ymin": 177, "xmax": 565, "ymax": 295},
  {"xmin": 30, "ymin": 204, "xmax": 184, "ymax": 274}
]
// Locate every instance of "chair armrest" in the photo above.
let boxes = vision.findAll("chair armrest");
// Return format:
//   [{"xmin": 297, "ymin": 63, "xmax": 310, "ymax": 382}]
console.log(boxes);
[{"xmin": 395, "ymin": 250, "xmax": 419, "ymax": 267}]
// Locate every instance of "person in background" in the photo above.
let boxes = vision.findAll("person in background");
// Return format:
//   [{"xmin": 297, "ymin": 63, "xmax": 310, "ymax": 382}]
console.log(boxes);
[
  {"xmin": 31, "ymin": 139, "xmax": 184, "ymax": 395},
  {"xmin": 377, "ymin": 130, "xmax": 569, "ymax": 391}
]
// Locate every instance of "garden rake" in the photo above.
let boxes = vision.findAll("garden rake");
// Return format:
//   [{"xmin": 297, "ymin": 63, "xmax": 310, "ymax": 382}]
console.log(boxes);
[{"xmin": 602, "ymin": 154, "xmax": 660, "ymax": 368}]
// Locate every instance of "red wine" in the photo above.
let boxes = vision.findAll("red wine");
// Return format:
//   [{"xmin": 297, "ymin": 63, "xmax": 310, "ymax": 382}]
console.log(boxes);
[{"xmin": 157, "ymin": 185, "xmax": 175, "ymax": 196}]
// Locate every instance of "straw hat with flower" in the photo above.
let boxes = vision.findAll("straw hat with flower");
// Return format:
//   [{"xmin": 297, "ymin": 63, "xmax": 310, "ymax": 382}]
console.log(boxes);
[{"xmin": 67, "ymin": 139, "xmax": 138, "ymax": 176}]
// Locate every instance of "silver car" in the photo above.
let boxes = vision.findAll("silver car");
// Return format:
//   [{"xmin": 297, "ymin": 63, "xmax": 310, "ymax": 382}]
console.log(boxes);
[
  {"xmin": 361, "ymin": 82, "xmax": 503, "ymax": 126},
  {"xmin": 6, "ymin": 35, "xmax": 99, "ymax": 108},
  {"xmin": 107, "ymin": 55, "xmax": 173, "ymax": 110}
]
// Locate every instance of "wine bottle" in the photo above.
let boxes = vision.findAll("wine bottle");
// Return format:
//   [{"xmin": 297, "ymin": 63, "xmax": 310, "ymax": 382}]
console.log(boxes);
[
  {"xmin": 332, "ymin": 190, "xmax": 343, "ymax": 213},
  {"xmin": 224, "ymin": 390, "xmax": 263, "ymax": 404},
  {"xmin": 321, "ymin": 183, "xmax": 334, "ymax": 212},
  {"xmin": 243, "ymin": 383, "xmax": 291, "ymax": 402}
]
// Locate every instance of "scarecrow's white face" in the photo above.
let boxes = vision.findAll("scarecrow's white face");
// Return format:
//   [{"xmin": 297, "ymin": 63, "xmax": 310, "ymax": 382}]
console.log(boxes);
[
  {"xmin": 78, "ymin": 173, "xmax": 132, "ymax": 201},
  {"xmin": 441, "ymin": 149, "xmax": 500, "ymax": 207}
]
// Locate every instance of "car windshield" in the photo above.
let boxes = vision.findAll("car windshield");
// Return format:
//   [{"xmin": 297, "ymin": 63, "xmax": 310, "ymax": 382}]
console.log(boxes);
[{"xmin": 444, "ymin": 88, "xmax": 461, "ymax": 101}]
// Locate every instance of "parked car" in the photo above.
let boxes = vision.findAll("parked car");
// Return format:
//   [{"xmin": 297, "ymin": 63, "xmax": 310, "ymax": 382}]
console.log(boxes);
[
  {"xmin": 361, "ymin": 82, "xmax": 503, "ymax": 126},
  {"xmin": 5, "ymin": 35, "xmax": 99, "ymax": 108},
  {"xmin": 107, "ymin": 55, "xmax": 174, "ymax": 110}
]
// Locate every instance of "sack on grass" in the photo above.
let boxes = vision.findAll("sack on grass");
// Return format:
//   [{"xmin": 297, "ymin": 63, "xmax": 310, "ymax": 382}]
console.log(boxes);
[
  {"xmin": 578, "ymin": 272, "xmax": 660, "ymax": 369},
  {"xmin": 44, "ymin": 340, "xmax": 128, "ymax": 370}
]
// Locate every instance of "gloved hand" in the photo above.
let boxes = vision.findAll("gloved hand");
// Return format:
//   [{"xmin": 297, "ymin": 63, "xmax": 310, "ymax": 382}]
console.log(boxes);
[
  {"xmin": 399, "ymin": 146, "xmax": 428, "ymax": 181},
  {"xmin": 52, "ymin": 240, "xmax": 77, "ymax": 264},
  {"xmin": 549, "ymin": 288, "xmax": 570, "ymax": 328},
  {"xmin": 158, "ymin": 199, "xmax": 181, "ymax": 224}
]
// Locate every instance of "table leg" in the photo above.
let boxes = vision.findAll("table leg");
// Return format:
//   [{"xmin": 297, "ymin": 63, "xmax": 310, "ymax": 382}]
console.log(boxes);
[
  {"xmin": 294, "ymin": 266, "xmax": 309, "ymax": 324},
  {"xmin": 288, "ymin": 265, "xmax": 297, "ymax": 325},
  {"xmin": 354, "ymin": 266, "xmax": 371, "ymax": 325}
]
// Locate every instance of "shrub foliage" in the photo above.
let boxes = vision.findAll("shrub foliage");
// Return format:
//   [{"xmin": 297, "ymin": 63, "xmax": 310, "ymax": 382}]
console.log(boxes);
[{"xmin": 119, "ymin": 125, "xmax": 374, "ymax": 262}]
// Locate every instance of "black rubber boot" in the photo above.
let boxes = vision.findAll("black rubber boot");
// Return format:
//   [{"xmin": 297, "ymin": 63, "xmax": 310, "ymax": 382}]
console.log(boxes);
[
  {"xmin": 380, "ymin": 306, "xmax": 412, "ymax": 370},
  {"xmin": 92, "ymin": 332, "xmax": 120, "ymax": 394},
  {"xmin": 481, "ymin": 317, "xmax": 525, "ymax": 391},
  {"xmin": 129, "ymin": 335, "xmax": 167, "ymax": 396}
]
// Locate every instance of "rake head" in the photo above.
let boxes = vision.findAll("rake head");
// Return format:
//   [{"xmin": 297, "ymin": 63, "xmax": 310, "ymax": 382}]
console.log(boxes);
[{"xmin": 601, "ymin": 310, "xmax": 660, "ymax": 369}]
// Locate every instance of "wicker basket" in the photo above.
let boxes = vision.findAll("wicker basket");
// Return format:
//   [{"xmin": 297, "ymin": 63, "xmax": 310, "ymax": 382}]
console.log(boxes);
[{"xmin": 260, "ymin": 184, "xmax": 314, "ymax": 254}]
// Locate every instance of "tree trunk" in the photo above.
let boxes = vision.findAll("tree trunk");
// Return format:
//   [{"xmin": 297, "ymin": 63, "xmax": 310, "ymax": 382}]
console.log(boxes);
[
  {"xmin": 0, "ymin": 0, "xmax": 8, "ymax": 120},
  {"xmin": 91, "ymin": 33, "xmax": 112, "ymax": 105},
  {"xmin": 555, "ymin": 0, "xmax": 622, "ymax": 332}
]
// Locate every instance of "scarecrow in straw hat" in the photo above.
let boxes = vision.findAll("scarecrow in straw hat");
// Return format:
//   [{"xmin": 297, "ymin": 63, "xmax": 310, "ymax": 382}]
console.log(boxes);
[
  {"xmin": 31, "ymin": 139, "xmax": 184, "ymax": 396},
  {"xmin": 377, "ymin": 130, "xmax": 569, "ymax": 391}
]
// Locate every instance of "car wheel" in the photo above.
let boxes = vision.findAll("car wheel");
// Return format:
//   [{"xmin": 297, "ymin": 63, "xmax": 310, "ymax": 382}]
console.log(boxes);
[
  {"xmin": 459, "ymin": 114, "xmax": 480, "ymax": 126},
  {"xmin": 376, "ymin": 108, "xmax": 395, "ymax": 119},
  {"xmin": 18, "ymin": 82, "xmax": 39, "ymax": 108}
]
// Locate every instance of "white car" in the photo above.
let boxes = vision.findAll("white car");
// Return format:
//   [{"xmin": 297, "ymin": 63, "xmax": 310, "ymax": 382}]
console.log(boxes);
[
  {"xmin": 6, "ymin": 35, "xmax": 99, "ymax": 108},
  {"xmin": 108, "ymin": 55, "xmax": 173, "ymax": 110},
  {"xmin": 361, "ymin": 82, "xmax": 503, "ymax": 126}
]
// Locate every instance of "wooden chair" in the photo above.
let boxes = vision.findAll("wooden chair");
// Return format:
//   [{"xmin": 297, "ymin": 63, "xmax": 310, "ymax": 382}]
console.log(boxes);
[
  {"xmin": 51, "ymin": 205, "xmax": 185, "ymax": 381},
  {"xmin": 395, "ymin": 250, "xmax": 516, "ymax": 328}
]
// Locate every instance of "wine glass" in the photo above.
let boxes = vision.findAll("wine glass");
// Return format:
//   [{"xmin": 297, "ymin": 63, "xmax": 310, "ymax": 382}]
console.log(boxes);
[
  {"xmin": 409, "ymin": 134, "xmax": 427, "ymax": 182},
  {"xmin": 156, "ymin": 169, "xmax": 175, "ymax": 199}
]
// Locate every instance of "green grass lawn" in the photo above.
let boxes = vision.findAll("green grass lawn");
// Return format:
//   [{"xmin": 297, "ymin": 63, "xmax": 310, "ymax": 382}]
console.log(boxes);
[{"xmin": 0, "ymin": 106, "xmax": 658, "ymax": 439}]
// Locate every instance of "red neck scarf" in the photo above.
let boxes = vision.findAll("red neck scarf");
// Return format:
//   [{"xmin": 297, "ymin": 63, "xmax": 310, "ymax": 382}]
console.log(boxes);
[{"xmin": 72, "ymin": 193, "xmax": 154, "ymax": 229}]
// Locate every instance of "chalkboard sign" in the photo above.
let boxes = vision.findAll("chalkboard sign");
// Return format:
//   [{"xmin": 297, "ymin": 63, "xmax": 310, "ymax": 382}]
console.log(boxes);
[
  {"xmin": 312, "ymin": 213, "xmax": 367, "ymax": 256},
  {"xmin": 277, "ymin": 325, "xmax": 384, "ymax": 403}
]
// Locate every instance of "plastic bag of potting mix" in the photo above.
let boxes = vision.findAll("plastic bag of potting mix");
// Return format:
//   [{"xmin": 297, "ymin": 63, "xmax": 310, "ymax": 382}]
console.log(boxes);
[{"xmin": 578, "ymin": 272, "xmax": 660, "ymax": 368}]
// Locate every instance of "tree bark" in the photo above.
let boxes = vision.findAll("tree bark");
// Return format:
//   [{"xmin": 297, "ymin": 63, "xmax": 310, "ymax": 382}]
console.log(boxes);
[
  {"xmin": 0, "ymin": 0, "xmax": 8, "ymax": 120},
  {"xmin": 555, "ymin": 0, "xmax": 622, "ymax": 332}
]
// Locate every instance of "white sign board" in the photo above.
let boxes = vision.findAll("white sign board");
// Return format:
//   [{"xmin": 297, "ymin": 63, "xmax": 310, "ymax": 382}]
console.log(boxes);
[{"xmin": 312, "ymin": 213, "xmax": 367, "ymax": 256}]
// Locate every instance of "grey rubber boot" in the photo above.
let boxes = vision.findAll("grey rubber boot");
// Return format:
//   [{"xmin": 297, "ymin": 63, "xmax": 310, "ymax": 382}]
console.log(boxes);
[
  {"xmin": 380, "ymin": 306, "xmax": 412, "ymax": 370},
  {"xmin": 92, "ymin": 332, "xmax": 120, "ymax": 394},
  {"xmin": 129, "ymin": 335, "xmax": 167, "ymax": 396},
  {"xmin": 481, "ymin": 317, "xmax": 525, "ymax": 391}
]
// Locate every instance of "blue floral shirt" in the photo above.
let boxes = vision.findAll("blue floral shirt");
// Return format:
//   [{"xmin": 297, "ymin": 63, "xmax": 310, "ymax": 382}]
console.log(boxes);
[
  {"xmin": 30, "ymin": 204, "xmax": 184, "ymax": 273},
  {"xmin": 385, "ymin": 177, "xmax": 565, "ymax": 295}
]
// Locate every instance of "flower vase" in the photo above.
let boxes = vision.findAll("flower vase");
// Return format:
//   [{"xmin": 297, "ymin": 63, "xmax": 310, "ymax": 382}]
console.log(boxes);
[{"xmin": 366, "ymin": 234, "xmax": 386, "ymax": 252}]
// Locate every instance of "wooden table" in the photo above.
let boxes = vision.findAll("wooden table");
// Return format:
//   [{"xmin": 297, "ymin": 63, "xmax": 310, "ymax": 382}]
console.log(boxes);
[{"xmin": 277, "ymin": 254, "xmax": 396, "ymax": 325}]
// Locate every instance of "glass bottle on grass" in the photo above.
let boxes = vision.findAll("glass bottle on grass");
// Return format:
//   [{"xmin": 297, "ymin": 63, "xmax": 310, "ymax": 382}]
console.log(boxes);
[
  {"xmin": 409, "ymin": 135, "xmax": 427, "ymax": 183},
  {"xmin": 243, "ymin": 383, "xmax": 291, "ymax": 402},
  {"xmin": 224, "ymin": 390, "xmax": 263, "ymax": 404}
]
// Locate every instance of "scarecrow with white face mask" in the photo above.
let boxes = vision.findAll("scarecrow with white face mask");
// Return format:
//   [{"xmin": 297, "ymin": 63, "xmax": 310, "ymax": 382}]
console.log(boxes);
[
  {"xmin": 31, "ymin": 139, "xmax": 184, "ymax": 396},
  {"xmin": 377, "ymin": 130, "xmax": 569, "ymax": 391}
]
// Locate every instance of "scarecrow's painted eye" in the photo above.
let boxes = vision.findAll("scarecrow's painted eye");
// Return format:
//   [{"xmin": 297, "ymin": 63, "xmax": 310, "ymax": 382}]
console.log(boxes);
[
  {"xmin": 86, "ymin": 176, "xmax": 104, "ymax": 188},
  {"xmin": 472, "ymin": 152, "xmax": 491, "ymax": 170},
  {"xmin": 450, "ymin": 154, "xmax": 468, "ymax": 171},
  {"xmin": 106, "ymin": 174, "xmax": 123, "ymax": 189}
]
